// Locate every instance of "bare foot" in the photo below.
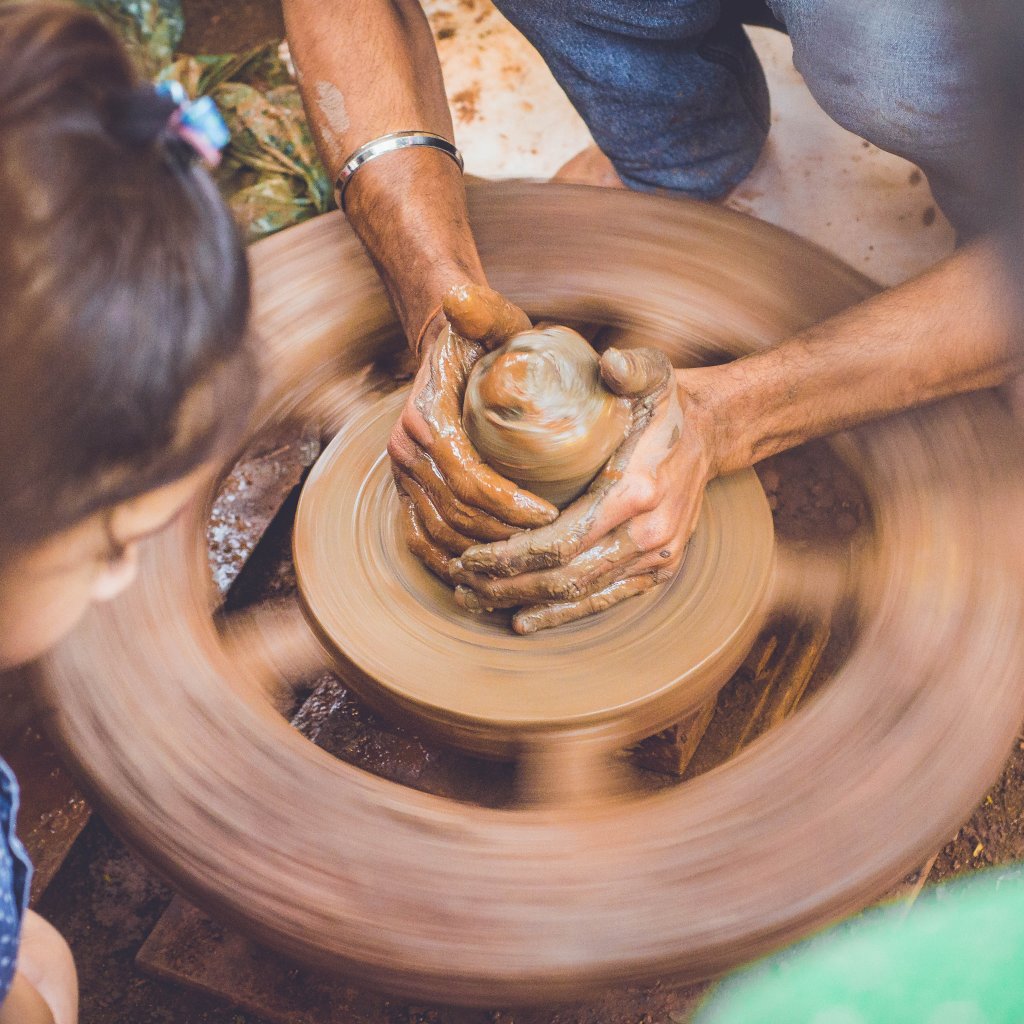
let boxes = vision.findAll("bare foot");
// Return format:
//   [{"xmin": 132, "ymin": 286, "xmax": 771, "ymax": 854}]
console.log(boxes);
[{"xmin": 553, "ymin": 145, "xmax": 626, "ymax": 189}]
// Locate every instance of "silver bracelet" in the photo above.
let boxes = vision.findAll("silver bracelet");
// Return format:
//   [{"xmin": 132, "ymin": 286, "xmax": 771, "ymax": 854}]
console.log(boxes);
[{"xmin": 336, "ymin": 131, "xmax": 464, "ymax": 211}]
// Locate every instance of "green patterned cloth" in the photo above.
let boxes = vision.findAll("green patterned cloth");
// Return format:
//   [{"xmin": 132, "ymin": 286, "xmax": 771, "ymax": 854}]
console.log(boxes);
[{"xmin": 79, "ymin": 0, "xmax": 333, "ymax": 241}]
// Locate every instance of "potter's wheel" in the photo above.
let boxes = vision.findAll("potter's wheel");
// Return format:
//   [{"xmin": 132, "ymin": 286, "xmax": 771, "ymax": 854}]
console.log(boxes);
[
  {"xmin": 34, "ymin": 184, "xmax": 1024, "ymax": 1005},
  {"xmin": 294, "ymin": 387, "xmax": 774, "ymax": 758}
]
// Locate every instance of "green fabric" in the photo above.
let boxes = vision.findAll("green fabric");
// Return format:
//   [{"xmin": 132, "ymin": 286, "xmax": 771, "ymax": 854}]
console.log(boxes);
[
  {"xmin": 693, "ymin": 867, "xmax": 1024, "ymax": 1024},
  {"xmin": 78, "ymin": 0, "xmax": 333, "ymax": 241}
]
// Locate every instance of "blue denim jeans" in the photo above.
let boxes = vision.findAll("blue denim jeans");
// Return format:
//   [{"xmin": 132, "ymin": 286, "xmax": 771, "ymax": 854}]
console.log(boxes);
[{"xmin": 492, "ymin": 0, "xmax": 994, "ymax": 233}]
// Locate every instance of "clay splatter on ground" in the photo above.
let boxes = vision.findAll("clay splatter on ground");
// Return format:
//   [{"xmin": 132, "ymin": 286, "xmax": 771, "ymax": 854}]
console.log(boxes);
[{"xmin": 451, "ymin": 85, "xmax": 482, "ymax": 124}]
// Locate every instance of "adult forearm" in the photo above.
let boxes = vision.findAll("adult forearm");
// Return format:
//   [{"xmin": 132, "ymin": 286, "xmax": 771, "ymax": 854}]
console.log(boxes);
[
  {"xmin": 283, "ymin": 0, "xmax": 485, "ymax": 342},
  {"xmin": 684, "ymin": 240, "xmax": 1020, "ymax": 475}
]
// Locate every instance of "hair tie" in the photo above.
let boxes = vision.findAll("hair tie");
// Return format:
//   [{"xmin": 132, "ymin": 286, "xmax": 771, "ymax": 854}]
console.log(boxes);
[{"xmin": 154, "ymin": 80, "xmax": 231, "ymax": 168}]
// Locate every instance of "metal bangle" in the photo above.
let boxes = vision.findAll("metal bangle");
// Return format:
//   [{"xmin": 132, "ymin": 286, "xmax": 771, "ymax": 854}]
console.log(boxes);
[{"xmin": 336, "ymin": 131, "xmax": 464, "ymax": 211}]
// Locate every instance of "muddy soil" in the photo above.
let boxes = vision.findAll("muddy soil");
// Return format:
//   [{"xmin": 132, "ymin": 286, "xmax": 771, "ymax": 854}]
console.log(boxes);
[{"xmin": 38, "ymin": 820, "xmax": 271, "ymax": 1024}]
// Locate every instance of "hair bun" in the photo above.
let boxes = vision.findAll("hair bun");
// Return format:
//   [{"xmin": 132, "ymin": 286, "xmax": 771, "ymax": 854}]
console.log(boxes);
[{"xmin": 107, "ymin": 85, "xmax": 178, "ymax": 147}]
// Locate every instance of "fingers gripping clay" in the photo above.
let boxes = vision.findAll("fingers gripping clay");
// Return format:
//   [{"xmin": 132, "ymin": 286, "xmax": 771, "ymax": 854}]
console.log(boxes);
[{"xmin": 462, "ymin": 326, "xmax": 630, "ymax": 507}]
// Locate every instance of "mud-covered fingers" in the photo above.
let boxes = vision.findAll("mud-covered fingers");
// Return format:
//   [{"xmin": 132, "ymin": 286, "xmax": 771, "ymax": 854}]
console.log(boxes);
[
  {"xmin": 451, "ymin": 526, "xmax": 640, "ymax": 609},
  {"xmin": 395, "ymin": 473, "xmax": 476, "ymax": 556},
  {"xmin": 599, "ymin": 346, "xmax": 674, "ymax": 399},
  {"xmin": 388, "ymin": 438, "xmax": 519, "ymax": 542},
  {"xmin": 459, "ymin": 501, "xmax": 692, "ymax": 614},
  {"xmin": 456, "ymin": 526, "xmax": 686, "ymax": 614},
  {"xmin": 455, "ymin": 459, "xmax": 662, "ymax": 578},
  {"xmin": 453, "ymin": 553, "xmax": 644, "ymax": 613},
  {"xmin": 407, "ymin": 318, "xmax": 557, "ymax": 528},
  {"xmin": 453, "ymin": 507, "xmax": 592, "ymax": 578},
  {"xmin": 423, "ymin": 325, "xmax": 479, "ymax": 425},
  {"xmin": 451, "ymin": 412, "xmax": 694, "ymax": 579},
  {"xmin": 512, "ymin": 572, "xmax": 668, "ymax": 634},
  {"xmin": 415, "ymin": 399, "xmax": 559, "ymax": 529},
  {"xmin": 403, "ymin": 340, "xmax": 558, "ymax": 529},
  {"xmin": 391, "ymin": 427, "xmax": 552, "ymax": 537},
  {"xmin": 442, "ymin": 283, "xmax": 531, "ymax": 350},
  {"xmin": 452, "ymin": 470, "xmax": 629, "ymax": 579},
  {"xmin": 422, "ymin": 434, "xmax": 559, "ymax": 529},
  {"xmin": 397, "ymin": 495, "xmax": 452, "ymax": 582}
]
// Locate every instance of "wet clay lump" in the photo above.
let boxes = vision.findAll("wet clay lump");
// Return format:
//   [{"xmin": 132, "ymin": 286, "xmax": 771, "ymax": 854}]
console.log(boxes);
[{"xmin": 463, "ymin": 325, "xmax": 630, "ymax": 507}]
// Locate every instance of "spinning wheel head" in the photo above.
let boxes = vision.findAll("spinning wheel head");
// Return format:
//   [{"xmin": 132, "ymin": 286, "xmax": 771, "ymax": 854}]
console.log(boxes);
[{"xmin": 293, "ymin": 387, "xmax": 775, "ymax": 757}]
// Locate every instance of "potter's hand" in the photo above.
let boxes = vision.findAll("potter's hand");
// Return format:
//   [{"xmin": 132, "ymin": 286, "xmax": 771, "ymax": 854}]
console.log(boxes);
[
  {"xmin": 450, "ymin": 348, "xmax": 715, "ymax": 633},
  {"xmin": 389, "ymin": 284, "xmax": 559, "ymax": 579}
]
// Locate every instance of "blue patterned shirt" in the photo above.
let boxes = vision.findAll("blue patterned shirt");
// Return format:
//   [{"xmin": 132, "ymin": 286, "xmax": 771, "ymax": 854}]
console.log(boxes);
[{"xmin": 0, "ymin": 755, "xmax": 31, "ymax": 1002}]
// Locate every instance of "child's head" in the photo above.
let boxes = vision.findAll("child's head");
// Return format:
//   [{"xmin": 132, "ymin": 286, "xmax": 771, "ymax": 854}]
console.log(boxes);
[{"xmin": 0, "ymin": 2, "xmax": 255, "ymax": 667}]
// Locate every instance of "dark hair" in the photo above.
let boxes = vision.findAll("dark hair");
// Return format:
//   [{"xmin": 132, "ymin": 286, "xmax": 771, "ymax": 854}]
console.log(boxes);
[{"xmin": 0, "ymin": 2, "xmax": 255, "ymax": 557}]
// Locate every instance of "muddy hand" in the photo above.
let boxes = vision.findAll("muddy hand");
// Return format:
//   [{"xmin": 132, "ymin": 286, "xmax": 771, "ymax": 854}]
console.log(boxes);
[
  {"xmin": 450, "ymin": 346, "xmax": 715, "ymax": 632},
  {"xmin": 389, "ymin": 284, "xmax": 558, "ymax": 581}
]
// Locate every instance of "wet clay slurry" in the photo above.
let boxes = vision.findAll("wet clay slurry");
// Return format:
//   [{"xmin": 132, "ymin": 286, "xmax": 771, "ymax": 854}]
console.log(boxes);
[{"xmin": 32, "ymin": 186, "xmax": 1024, "ymax": 1005}]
